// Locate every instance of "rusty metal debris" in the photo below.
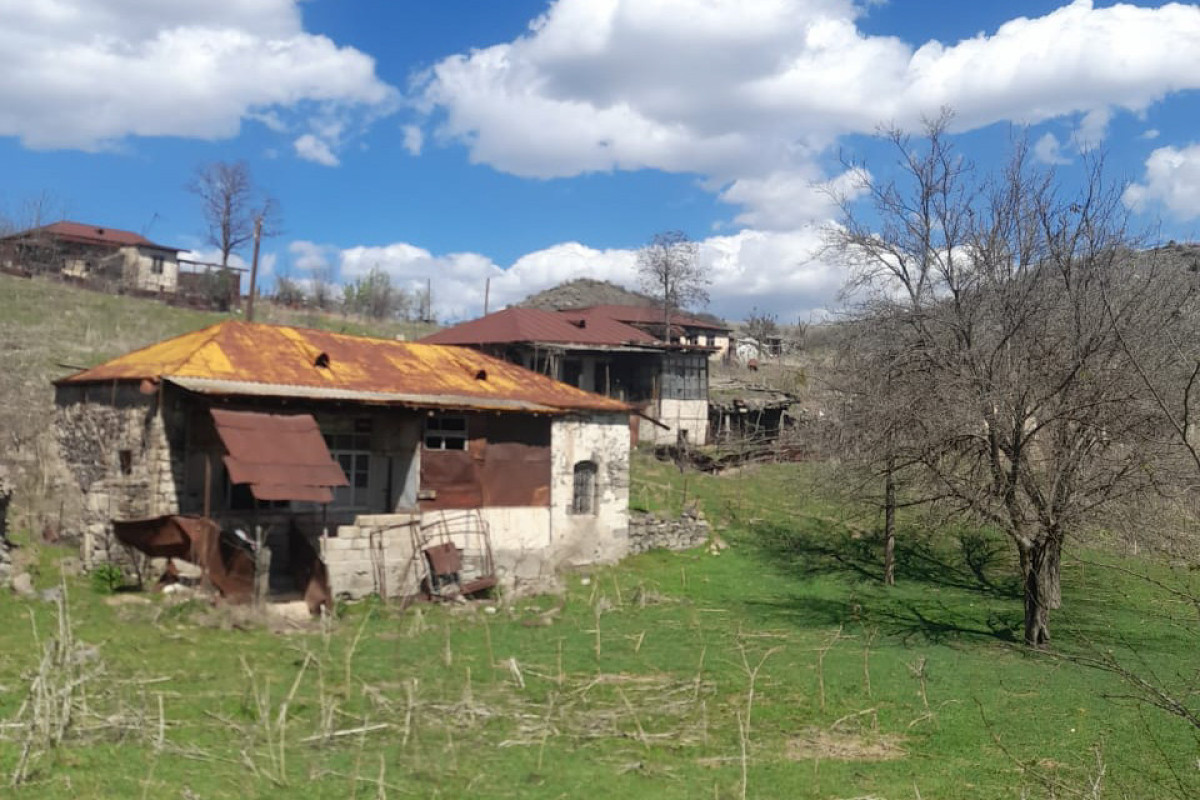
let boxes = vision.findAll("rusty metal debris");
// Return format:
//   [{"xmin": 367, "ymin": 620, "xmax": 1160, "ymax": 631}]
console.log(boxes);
[{"xmin": 210, "ymin": 408, "xmax": 347, "ymax": 503}]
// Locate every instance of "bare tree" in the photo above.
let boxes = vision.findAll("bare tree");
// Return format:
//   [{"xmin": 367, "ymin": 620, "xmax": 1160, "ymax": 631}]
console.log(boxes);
[
  {"xmin": 188, "ymin": 161, "xmax": 278, "ymax": 268},
  {"xmin": 831, "ymin": 114, "xmax": 1166, "ymax": 646},
  {"xmin": 743, "ymin": 309, "xmax": 779, "ymax": 358},
  {"xmin": 637, "ymin": 230, "xmax": 709, "ymax": 343}
]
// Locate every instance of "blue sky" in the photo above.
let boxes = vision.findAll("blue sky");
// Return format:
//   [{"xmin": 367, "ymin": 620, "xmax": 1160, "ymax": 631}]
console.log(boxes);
[{"xmin": 3, "ymin": 0, "xmax": 1199, "ymax": 323}]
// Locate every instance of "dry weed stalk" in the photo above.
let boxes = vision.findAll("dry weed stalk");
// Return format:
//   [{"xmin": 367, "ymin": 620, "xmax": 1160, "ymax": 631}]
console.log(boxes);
[
  {"xmin": 10, "ymin": 581, "xmax": 106, "ymax": 787},
  {"xmin": 815, "ymin": 625, "xmax": 843, "ymax": 714}
]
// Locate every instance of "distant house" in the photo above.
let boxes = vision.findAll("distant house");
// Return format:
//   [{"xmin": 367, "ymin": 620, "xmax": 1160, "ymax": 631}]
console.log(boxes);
[
  {"xmin": 571, "ymin": 305, "xmax": 733, "ymax": 362},
  {"xmin": 422, "ymin": 305, "xmax": 715, "ymax": 446},
  {"xmin": 0, "ymin": 221, "xmax": 243, "ymax": 304},
  {"xmin": 0, "ymin": 221, "xmax": 184, "ymax": 292},
  {"xmin": 54, "ymin": 321, "xmax": 633, "ymax": 600}
]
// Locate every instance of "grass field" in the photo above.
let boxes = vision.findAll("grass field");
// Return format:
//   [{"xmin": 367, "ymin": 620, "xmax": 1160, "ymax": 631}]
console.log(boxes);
[{"xmin": 1, "ymin": 453, "xmax": 1197, "ymax": 798}]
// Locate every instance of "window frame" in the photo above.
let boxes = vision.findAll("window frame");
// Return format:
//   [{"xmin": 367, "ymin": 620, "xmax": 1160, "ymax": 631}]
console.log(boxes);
[
  {"xmin": 571, "ymin": 460, "xmax": 599, "ymax": 515},
  {"xmin": 424, "ymin": 413, "xmax": 469, "ymax": 451}
]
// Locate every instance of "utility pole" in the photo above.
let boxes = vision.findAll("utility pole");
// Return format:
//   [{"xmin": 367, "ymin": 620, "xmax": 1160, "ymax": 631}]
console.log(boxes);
[
  {"xmin": 484, "ymin": 277, "xmax": 491, "ymax": 315},
  {"xmin": 246, "ymin": 215, "xmax": 262, "ymax": 322}
]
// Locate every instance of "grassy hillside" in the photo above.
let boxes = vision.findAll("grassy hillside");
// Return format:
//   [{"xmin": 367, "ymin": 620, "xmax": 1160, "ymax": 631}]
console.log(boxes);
[{"xmin": 0, "ymin": 455, "xmax": 1195, "ymax": 798}]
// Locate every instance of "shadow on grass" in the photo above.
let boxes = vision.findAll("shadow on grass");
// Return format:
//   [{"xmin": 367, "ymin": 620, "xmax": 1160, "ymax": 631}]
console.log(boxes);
[{"xmin": 736, "ymin": 517, "xmax": 1025, "ymax": 644}]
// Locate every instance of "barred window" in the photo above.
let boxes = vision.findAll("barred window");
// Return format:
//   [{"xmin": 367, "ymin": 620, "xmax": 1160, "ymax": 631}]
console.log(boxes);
[{"xmin": 571, "ymin": 460, "xmax": 598, "ymax": 515}]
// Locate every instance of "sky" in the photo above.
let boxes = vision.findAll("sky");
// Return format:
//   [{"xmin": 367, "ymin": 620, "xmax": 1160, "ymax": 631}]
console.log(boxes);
[{"xmin": 2, "ymin": 0, "xmax": 1200, "ymax": 324}]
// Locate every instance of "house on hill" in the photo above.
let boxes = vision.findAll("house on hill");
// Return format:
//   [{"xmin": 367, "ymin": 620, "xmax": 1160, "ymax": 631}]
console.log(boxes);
[
  {"xmin": 53, "ymin": 321, "xmax": 633, "ymax": 599},
  {"xmin": 0, "ymin": 221, "xmax": 244, "ymax": 305},
  {"xmin": 422, "ymin": 305, "xmax": 713, "ymax": 445}
]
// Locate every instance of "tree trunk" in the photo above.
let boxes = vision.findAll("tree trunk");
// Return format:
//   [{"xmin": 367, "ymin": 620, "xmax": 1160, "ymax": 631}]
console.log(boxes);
[
  {"xmin": 1023, "ymin": 538, "xmax": 1057, "ymax": 647},
  {"xmin": 883, "ymin": 466, "xmax": 896, "ymax": 586}
]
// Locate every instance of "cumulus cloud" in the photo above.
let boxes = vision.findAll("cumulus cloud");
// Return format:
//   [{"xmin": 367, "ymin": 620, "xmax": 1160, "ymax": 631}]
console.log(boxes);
[
  {"xmin": 0, "ymin": 0, "xmax": 397, "ymax": 153},
  {"xmin": 294, "ymin": 134, "xmax": 340, "ymax": 167},
  {"xmin": 402, "ymin": 125, "xmax": 424, "ymax": 156},
  {"xmin": 415, "ymin": 0, "xmax": 1200, "ymax": 224},
  {"xmin": 1033, "ymin": 132, "xmax": 1071, "ymax": 166},
  {"xmin": 1124, "ymin": 143, "xmax": 1200, "ymax": 221},
  {"xmin": 295, "ymin": 229, "xmax": 837, "ymax": 324}
]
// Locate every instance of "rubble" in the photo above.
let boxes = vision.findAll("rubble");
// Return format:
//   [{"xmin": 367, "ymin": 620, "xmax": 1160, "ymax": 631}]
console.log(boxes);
[{"xmin": 627, "ymin": 507, "xmax": 713, "ymax": 554}]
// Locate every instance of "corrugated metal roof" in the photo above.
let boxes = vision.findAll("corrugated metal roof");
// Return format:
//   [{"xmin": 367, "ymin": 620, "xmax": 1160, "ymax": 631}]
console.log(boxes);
[
  {"xmin": 3, "ymin": 221, "xmax": 181, "ymax": 252},
  {"xmin": 58, "ymin": 320, "xmax": 630, "ymax": 414},
  {"xmin": 421, "ymin": 306, "xmax": 658, "ymax": 347},
  {"xmin": 211, "ymin": 409, "xmax": 348, "ymax": 503}
]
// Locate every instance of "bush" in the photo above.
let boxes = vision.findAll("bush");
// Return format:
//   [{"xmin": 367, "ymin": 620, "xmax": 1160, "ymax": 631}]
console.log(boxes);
[{"xmin": 90, "ymin": 563, "xmax": 124, "ymax": 595}]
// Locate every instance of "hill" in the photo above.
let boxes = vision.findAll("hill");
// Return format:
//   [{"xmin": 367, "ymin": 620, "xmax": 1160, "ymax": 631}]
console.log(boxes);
[{"xmin": 517, "ymin": 278, "xmax": 656, "ymax": 310}]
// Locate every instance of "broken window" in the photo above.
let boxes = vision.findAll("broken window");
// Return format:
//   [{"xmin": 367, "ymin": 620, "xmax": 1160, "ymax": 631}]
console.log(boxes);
[
  {"xmin": 571, "ymin": 460, "xmax": 598, "ymax": 515},
  {"xmin": 425, "ymin": 414, "xmax": 468, "ymax": 451}
]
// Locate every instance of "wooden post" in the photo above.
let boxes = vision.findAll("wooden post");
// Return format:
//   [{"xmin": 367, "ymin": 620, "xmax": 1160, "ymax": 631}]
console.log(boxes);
[{"xmin": 246, "ymin": 216, "xmax": 263, "ymax": 322}]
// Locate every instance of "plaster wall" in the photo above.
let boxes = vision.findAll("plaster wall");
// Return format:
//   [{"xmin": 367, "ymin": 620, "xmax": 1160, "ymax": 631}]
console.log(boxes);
[
  {"xmin": 550, "ymin": 413, "xmax": 630, "ymax": 568},
  {"xmin": 639, "ymin": 399, "xmax": 709, "ymax": 446}
]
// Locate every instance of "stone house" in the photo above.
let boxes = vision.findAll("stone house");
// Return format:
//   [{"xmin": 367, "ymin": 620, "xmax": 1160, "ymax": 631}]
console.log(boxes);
[
  {"xmin": 53, "ymin": 320, "xmax": 633, "ymax": 599},
  {"xmin": 0, "ymin": 221, "xmax": 184, "ymax": 292},
  {"xmin": 422, "ymin": 305, "xmax": 714, "ymax": 446}
]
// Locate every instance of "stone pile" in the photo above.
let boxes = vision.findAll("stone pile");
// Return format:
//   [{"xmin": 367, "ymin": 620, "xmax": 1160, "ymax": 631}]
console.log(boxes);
[
  {"xmin": 0, "ymin": 466, "xmax": 13, "ymax": 586},
  {"xmin": 627, "ymin": 507, "xmax": 713, "ymax": 554}
]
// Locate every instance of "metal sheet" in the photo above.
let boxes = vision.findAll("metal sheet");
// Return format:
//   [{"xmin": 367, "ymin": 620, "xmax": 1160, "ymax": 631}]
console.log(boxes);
[
  {"xmin": 57, "ymin": 320, "xmax": 631, "ymax": 414},
  {"xmin": 211, "ymin": 408, "xmax": 347, "ymax": 504},
  {"xmin": 420, "ymin": 414, "xmax": 551, "ymax": 510}
]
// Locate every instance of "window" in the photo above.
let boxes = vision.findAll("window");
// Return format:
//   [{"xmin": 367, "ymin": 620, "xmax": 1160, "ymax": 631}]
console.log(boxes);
[
  {"xmin": 324, "ymin": 425, "xmax": 372, "ymax": 508},
  {"xmin": 425, "ymin": 414, "xmax": 468, "ymax": 450},
  {"xmin": 150, "ymin": 255, "xmax": 165, "ymax": 275},
  {"xmin": 571, "ymin": 460, "xmax": 598, "ymax": 515}
]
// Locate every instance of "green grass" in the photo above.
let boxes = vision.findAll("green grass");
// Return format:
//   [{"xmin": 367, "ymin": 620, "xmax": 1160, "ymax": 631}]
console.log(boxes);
[{"xmin": 1, "ymin": 454, "xmax": 1197, "ymax": 798}]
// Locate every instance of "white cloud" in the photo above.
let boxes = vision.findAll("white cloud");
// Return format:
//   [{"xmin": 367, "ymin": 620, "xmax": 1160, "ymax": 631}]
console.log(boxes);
[
  {"xmin": 720, "ymin": 167, "xmax": 869, "ymax": 230},
  {"xmin": 1033, "ymin": 132, "xmax": 1071, "ymax": 166},
  {"xmin": 416, "ymin": 0, "xmax": 1200, "ymax": 224},
  {"xmin": 402, "ymin": 124, "xmax": 424, "ymax": 156},
  {"xmin": 294, "ymin": 134, "xmax": 340, "ymax": 166},
  {"xmin": 0, "ymin": 1, "xmax": 397, "ymax": 152},
  {"xmin": 295, "ymin": 229, "xmax": 838, "ymax": 324},
  {"xmin": 1124, "ymin": 143, "xmax": 1200, "ymax": 221},
  {"xmin": 1140, "ymin": 128, "xmax": 1161, "ymax": 140},
  {"xmin": 288, "ymin": 240, "xmax": 336, "ymax": 273}
]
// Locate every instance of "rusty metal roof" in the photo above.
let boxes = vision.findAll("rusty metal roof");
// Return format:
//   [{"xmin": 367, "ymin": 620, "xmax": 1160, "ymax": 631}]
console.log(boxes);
[
  {"xmin": 420, "ymin": 306, "xmax": 659, "ymax": 347},
  {"xmin": 211, "ymin": 409, "xmax": 348, "ymax": 503},
  {"xmin": 58, "ymin": 320, "xmax": 630, "ymax": 414},
  {"xmin": 572, "ymin": 304, "xmax": 731, "ymax": 332}
]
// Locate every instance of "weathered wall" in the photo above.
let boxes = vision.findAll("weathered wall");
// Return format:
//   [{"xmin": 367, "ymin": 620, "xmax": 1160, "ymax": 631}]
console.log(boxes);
[
  {"xmin": 639, "ymin": 399, "xmax": 709, "ymax": 446},
  {"xmin": 123, "ymin": 247, "xmax": 179, "ymax": 293},
  {"xmin": 54, "ymin": 384, "xmax": 182, "ymax": 568},
  {"xmin": 550, "ymin": 412, "xmax": 630, "ymax": 568},
  {"xmin": 627, "ymin": 509, "xmax": 712, "ymax": 554},
  {"xmin": 319, "ymin": 513, "xmax": 419, "ymax": 599}
]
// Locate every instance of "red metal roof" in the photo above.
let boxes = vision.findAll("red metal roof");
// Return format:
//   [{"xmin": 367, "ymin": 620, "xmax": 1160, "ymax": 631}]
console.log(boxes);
[
  {"xmin": 571, "ymin": 304, "xmax": 731, "ymax": 332},
  {"xmin": 421, "ymin": 306, "xmax": 659, "ymax": 347},
  {"xmin": 58, "ymin": 320, "xmax": 630, "ymax": 415},
  {"xmin": 211, "ymin": 409, "xmax": 348, "ymax": 503},
  {"xmin": 5, "ymin": 221, "xmax": 180, "ymax": 252}
]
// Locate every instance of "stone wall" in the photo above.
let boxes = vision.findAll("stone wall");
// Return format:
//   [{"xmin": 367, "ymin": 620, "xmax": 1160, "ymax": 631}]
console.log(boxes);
[
  {"xmin": 0, "ymin": 466, "xmax": 12, "ymax": 586},
  {"xmin": 54, "ymin": 384, "xmax": 180, "ymax": 570},
  {"xmin": 627, "ymin": 508, "xmax": 712, "ymax": 554}
]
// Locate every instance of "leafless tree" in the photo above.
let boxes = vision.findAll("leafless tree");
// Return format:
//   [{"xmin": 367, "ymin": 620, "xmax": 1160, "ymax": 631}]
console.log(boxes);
[
  {"xmin": 637, "ymin": 230, "xmax": 709, "ymax": 343},
  {"xmin": 188, "ymin": 161, "xmax": 278, "ymax": 268},
  {"xmin": 744, "ymin": 309, "xmax": 779, "ymax": 358},
  {"xmin": 831, "ymin": 113, "xmax": 1168, "ymax": 646}
]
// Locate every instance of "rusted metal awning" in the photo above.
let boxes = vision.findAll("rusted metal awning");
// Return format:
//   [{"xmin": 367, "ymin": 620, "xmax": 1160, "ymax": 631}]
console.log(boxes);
[{"xmin": 210, "ymin": 409, "xmax": 348, "ymax": 503}]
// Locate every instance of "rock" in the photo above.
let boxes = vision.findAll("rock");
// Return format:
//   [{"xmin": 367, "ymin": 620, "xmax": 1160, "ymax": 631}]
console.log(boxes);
[{"xmin": 11, "ymin": 573, "xmax": 34, "ymax": 597}]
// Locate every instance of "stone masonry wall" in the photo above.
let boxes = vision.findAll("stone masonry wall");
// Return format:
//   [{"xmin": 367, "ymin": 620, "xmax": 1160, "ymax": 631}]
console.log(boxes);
[
  {"xmin": 627, "ymin": 507, "xmax": 712, "ymax": 554},
  {"xmin": 55, "ymin": 385, "xmax": 180, "ymax": 570}
]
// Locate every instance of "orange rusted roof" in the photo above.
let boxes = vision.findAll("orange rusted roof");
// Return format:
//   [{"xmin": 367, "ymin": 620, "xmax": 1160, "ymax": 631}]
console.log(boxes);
[{"xmin": 58, "ymin": 320, "xmax": 630, "ymax": 414}]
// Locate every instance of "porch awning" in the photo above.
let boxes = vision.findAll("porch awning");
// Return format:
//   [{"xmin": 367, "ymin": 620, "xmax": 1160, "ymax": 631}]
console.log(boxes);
[{"xmin": 210, "ymin": 408, "xmax": 348, "ymax": 503}]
